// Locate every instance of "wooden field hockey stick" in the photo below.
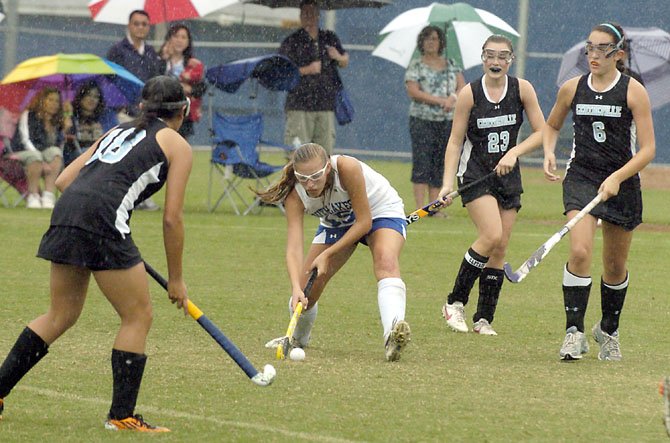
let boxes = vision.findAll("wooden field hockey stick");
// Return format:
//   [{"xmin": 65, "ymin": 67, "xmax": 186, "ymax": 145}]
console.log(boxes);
[
  {"xmin": 276, "ymin": 268, "xmax": 318, "ymax": 360},
  {"xmin": 405, "ymin": 171, "xmax": 496, "ymax": 224},
  {"xmin": 144, "ymin": 261, "xmax": 276, "ymax": 387},
  {"xmin": 503, "ymin": 193, "xmax": 604, "ymax": 283}
]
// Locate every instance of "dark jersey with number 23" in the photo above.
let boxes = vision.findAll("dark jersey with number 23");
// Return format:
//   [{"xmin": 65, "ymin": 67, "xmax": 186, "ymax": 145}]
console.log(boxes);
[{"xmin": 458, "ymin": 75, "xmax": 524, "ymax": 194}]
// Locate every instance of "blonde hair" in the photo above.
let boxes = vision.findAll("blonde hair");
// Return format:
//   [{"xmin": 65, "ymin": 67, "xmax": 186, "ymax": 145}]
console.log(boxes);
[{"xmin": 256, "ymin": 143, "xmax": 330, "ymax": 204}]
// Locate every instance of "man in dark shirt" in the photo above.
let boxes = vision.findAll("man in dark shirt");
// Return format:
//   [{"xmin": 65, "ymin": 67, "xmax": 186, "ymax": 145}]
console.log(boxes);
[
  {"xmin": 106, "ymin": 9, "xmax": 164, "ymax": 211},
  {"xmin": 279, "ymin": 0, "xmax": 349, "ymax": 155}
]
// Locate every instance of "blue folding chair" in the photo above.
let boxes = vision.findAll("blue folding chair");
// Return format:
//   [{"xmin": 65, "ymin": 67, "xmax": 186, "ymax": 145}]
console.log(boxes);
[{"xmin": 208, "ymin": 112, "xmax": 291, "ymax": 215}]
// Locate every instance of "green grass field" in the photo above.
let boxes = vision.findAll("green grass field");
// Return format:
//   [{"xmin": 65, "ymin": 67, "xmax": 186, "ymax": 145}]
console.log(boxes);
[{"xmin": 0, "ymin": 152, "xmax": 668, "ymax": 442}]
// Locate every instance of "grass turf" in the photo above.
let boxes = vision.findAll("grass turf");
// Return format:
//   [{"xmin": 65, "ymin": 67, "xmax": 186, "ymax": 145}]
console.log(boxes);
[{"xmin": 0, "ymin": 152, "xmax": 668, "ymax": 442}]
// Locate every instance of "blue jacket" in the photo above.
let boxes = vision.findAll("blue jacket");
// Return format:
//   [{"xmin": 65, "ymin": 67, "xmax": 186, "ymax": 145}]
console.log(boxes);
[{"xmin": 106, "ymin": 38, "xmax": 165, "ymax": 83}]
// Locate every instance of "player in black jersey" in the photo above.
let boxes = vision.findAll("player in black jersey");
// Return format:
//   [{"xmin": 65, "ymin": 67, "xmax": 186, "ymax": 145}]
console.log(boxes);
[
  {"xmin": 0, "ymin": 76, "xmax": 193, "ymax": 431},
  {"xmin": 544, "ymin": 23, "xmax": 655, "ymax": 361},
  {"xmin": 437, "ymin": 35, "xmax": 545, "ymax": 335}
]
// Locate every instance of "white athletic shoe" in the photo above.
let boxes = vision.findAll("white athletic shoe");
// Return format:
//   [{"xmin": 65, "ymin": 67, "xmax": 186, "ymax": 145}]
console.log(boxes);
[
  {"xmin": 41, "ymin": 191, "xmax": 56, "ymax": 209},
  {"xmin": 264, "ymin": 336, "xmax": 284, "ymax": 349},
  {"xmin": 442, "ymin": 302, "xmax": 468, "ymax": 332},
  {"xmin": 592, "ymin": 322, "xmax": 622, "ymax": 361},
  {"xmin": 26, "ymin": 193, "xmax": 42, "ymax": 209},
  {"xmin": 559, "ymin": 326, "xmax": 589, "ymax": 360},
  {"xmin": 473, "ymin": 318, "xmax": 497, "ymax": 336},
  {"xmin": 384, "ymin": 319, "xmax": 411, "ymax": 362}
]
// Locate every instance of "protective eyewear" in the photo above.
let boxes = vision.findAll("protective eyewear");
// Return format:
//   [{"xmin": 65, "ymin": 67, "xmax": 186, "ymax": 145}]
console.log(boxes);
[
  {"xmin": 294, "ymin": 163, "xmax": 328, "ymax": 183},
  {"xmin": 481, "ymin": 49, "xmax": 514, "ymax": 63},
  {"xmin": 585, "ymin": 42, "xmax": 621, "ymax": 57}
]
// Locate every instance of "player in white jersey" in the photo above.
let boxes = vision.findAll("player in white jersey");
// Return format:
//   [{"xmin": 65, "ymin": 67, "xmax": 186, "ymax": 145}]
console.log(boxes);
[
  {"xmin": 257, "ymin": 143, "xmax": 411, "ymax": 362},
  {"xmin": 544, "ymin": 23, "xmax": 655, "ymax": 361}
]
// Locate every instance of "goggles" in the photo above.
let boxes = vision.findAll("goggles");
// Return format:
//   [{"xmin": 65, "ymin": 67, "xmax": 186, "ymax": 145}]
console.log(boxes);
[
  {"xmin": 585, "ymin": 42, "xmax": 621, "ymax": 58},
  {"xmin": 294, "ymin": 163, "xmax": 328, "ymax": 183},
  {"xmin": 481, "ymin": 48, "xmax": 514, "ymax": 63}
]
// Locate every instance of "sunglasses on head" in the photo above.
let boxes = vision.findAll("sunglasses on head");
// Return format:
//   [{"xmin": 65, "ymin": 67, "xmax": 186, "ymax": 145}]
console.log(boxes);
[{"xmin": 294, "ymin": 163, "xmax": 328, "ymax": 183}]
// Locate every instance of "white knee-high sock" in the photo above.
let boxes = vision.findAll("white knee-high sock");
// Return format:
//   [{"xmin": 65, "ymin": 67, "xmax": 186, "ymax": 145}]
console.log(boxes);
[
  {"xmin": 287, "ymin": 297, "xmax": 318, "ymax": 347},
  {"xmin": 377, "ymin": 278, "xmax": 406, "ymax": 340}
]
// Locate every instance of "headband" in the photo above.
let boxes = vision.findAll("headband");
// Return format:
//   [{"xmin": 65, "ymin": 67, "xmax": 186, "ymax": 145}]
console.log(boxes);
[
  {"xmin": 599, "ymin": 23, "xmax": 623, "ymax": 44},
  {"xmin": 141, "ymin": 99, "xmax": 188, "ymax": 111}
]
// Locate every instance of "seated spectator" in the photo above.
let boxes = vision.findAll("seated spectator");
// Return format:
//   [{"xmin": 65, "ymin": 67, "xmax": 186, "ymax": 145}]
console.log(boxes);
[
  {"xmin": 160, "ymin": 23, "xmax": 205, "ymax": 140},
  {"xmin": 10, "ymin": 87, "xmax": 70, "ymax": 209},
  {"xmin": 64, "ymin": 82, "xmax": 119, "ymax": 167}
]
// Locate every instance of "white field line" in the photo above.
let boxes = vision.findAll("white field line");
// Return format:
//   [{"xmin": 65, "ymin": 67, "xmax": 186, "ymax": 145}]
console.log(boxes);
[{"xmin": 16, "ymin": 385, "xmax": 364, "ymax": 443}]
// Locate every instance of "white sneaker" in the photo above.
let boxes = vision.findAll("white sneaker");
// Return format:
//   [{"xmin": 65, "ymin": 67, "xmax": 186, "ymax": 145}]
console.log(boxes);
[
  {"xmin": 559, "ymin": 326, "xmax": 589, "ymax": 360},
  {"xmin": 41, "ymin": 191, "xmax": 56, "ymax": 209},
  {"xmin": 473, "ymin": 318, "xmax": 497, "ymax": 336},
  {"xmin": 136, "ymin": 197, "xmax": 160, "ymax": 211},
  {"xmin": 26, "ymin": 193, "xmax": 42, "ymax": 209},
  {"xmin": 442, "ymin": 302, "xmax": 468, "ymax": 332},
  {"xmin": 592, "ymin": 322, "xmax": 622, "ymax": 361}
]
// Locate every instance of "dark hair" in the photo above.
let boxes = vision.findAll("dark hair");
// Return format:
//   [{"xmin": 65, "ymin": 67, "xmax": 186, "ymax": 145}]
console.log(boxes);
[
  {"xmin": 417, "ymin": 26, "xmax": 446, "ymax": 56},
  {"xmin": 28, "ymin": 87, "xmax": 64, "ymax": 128},
  {"xmin": 128, "ymin": 9, "xmax": 150, "ymax": 23},
  {"xmin": 73, "ymin": 81, "xmax": 105, "ymax": 122},
  {"xmin": 162, "ymin": 23, "xmax": 194, "ymax": 65},
  {"xmin": 592, "ymin": 22, "xmax": 627, "ymax": 72},
  {"xmin": 482, "ymin": 34, "xmax": 514, "ymax": 52},
  {"xmin": 256, "ymin": 143, "xmax": 331, "ymax": 204},
  {"xmin": 133, "ymin": 75, "xmax": 187, "ymax": 132},
  {"xmin": 300, "ymin": 0, "xmax": 318, "ymax": 8}
]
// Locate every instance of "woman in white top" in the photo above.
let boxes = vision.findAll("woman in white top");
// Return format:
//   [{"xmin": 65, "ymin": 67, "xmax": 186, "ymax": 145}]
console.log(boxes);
[{"xmin": 257, "ymin": 143, "xmax": 410, "ymax": 362}]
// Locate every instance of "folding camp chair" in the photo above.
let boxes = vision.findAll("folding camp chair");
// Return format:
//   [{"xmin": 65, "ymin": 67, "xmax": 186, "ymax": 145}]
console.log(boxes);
[
  {"xmin": 0, "ymin": 142, "xmax": 28, "ymax": 208},
  {"xmin": 208, "ymin": 112, "xmax": 291, "ymax": 215}
]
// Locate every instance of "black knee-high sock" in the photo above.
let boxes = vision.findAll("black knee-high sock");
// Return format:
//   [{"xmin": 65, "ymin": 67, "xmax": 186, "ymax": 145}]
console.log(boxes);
[
  {"xmin": 563, "ymin": 264, "xmax": 591, "ymax": 333},
  {"xmin": 600, "ymin": 274, "xmax": 628, "ymax": 335},
  {"xmin": 474, "ymin": 268, "xmax": 504, "ymax": 324},
  {"xmin": 109, "ymin": 349, "xmax": 147, "ymax": 420},
  {"xmin": 447, "ymin": 248, "xmax": 489, "ymax": 305},
  {"xmin": 0, "ymin": 327, "xmax": 49, "ymax": 399}
]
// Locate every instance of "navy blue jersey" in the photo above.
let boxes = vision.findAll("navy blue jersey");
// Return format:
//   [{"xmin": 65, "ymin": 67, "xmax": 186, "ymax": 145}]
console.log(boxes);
[
  {"xmin": 567, "ymin": 73, "xmax": 636, "ymax": 184},
  {"xmin": 50, "ymin": 119, "xmax": 169, "ymax": 239},
  {"xmin": 458, "ymin": 75, "xmax": 524, "ymax": 195}
]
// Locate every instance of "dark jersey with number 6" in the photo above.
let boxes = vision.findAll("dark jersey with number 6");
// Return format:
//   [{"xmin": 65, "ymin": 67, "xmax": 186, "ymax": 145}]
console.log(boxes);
[
  {"xmin": 568, "ymin": 73, "xmax": 636, "ymax": 183},
  {"xmin": 50, "ymin": 119, "xmax": 169, "ymax": 240},
  {"xmin": 458, "ymin": 75, "xmax": 524, "ymax": 194}
]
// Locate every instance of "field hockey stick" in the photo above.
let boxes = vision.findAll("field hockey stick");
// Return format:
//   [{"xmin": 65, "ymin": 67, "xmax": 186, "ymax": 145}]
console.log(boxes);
[
  {"xmin": 276, "ymin": 268, "xmax": 318, "ymax": 360},
  {"xmin": 405, "ymin": 171, "xmax": 496, "ymax": 224},
  {"xmin": 144, "ymin": 261, "xmax": 276, "ymax": 387},
  {"xmin": 503, "ymin": 193, "xmax": 603, "ymax": 283}
]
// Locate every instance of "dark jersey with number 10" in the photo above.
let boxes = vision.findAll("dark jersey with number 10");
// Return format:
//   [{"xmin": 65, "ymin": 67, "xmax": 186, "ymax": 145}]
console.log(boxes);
[
  {"xmin": 458, "ymin": 75, "xmax": 524, "ymax": 194},
  {"xmin": 568, "ymin": 73, "xmax": 636, "ymax": 184},
  {"xmin": 50, "ymin": 119, "xmax": 170, "ymax": 240}
]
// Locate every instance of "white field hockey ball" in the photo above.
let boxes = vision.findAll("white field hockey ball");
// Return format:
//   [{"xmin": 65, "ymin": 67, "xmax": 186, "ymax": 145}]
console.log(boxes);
[{"xmin": 289, "ymin": 347, "xmax": 306, "ymax": 361}]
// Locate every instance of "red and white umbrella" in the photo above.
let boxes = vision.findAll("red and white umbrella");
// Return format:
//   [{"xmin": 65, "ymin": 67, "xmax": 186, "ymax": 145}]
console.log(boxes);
[{"xmin": 88, "ymin": 0, "xmax": 239, "ymax": 25}]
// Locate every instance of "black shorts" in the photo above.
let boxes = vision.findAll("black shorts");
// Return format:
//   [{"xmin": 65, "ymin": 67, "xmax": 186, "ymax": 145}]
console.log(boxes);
[
  {"xmin": 37, "ymin": 226, "xmax": 142, "ymax": 271},
  {"xmin": 563, "ymin": 172, "xmax": 642, "ymax": 231},
  {"xmin": 409, "ymin": 116, "xmax": 452, "ymax": 188},
  {"xmin": 459, "ymin": 174, "xmax": 522, "ymax": 211}
]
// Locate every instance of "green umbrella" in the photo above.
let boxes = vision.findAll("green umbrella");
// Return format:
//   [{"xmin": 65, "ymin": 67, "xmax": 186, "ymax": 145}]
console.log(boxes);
[{"xmin": 372, "ymin": 2, "xmax": 520, "ymax": 70}]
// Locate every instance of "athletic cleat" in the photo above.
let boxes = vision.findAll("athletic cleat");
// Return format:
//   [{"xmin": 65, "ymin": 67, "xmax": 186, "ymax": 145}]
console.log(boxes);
[
  {"xmin": 104, "ymin": 414, "xmax": 170, "ymax": 432},
  {"xmin": 442, "ymin": 302, "xmax": 469, "ymax": 332},
  {"xmin": 264, "ymin": 336, "xmax": 284, "ymax": 349},
  {"xmin": 592, "ymin": 322, "xmax": 622, "ymax": 361},
  {"xmin": 385, "ymin": 319, "xmax": 411, "ymax": 362},
  {"xmin": 0, "ymin": 398, "xmax": 4, "ymax": 420},
  {"xmin": 473, "ymin": 318, "xmax": 497, "ymax": 336},
  {"xmin": 559, "ymin": 326, "xmax": 589, "ymax": 360}
]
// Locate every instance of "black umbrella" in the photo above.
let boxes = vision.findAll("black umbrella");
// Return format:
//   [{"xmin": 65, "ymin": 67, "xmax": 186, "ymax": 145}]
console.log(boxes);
[{"xmin": 241, "ymin": 0, "xmax": 392, "ymax": 9}]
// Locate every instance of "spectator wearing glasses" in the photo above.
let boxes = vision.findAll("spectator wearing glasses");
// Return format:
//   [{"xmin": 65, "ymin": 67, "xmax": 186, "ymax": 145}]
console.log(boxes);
[
  {"xmin": 437, "ymin": 35, "xmax": 545, "ymax": 336},
  {"xmin": 543, "ymin": 23, "xmax": 655, "ymax": 361},
  {"xmin": 257, "ymin": 143, "xmax": 411, "ymax": 362},
  {"xmin": 106, "ymin": 9, "xmax": 165, "ymax": 211}
]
